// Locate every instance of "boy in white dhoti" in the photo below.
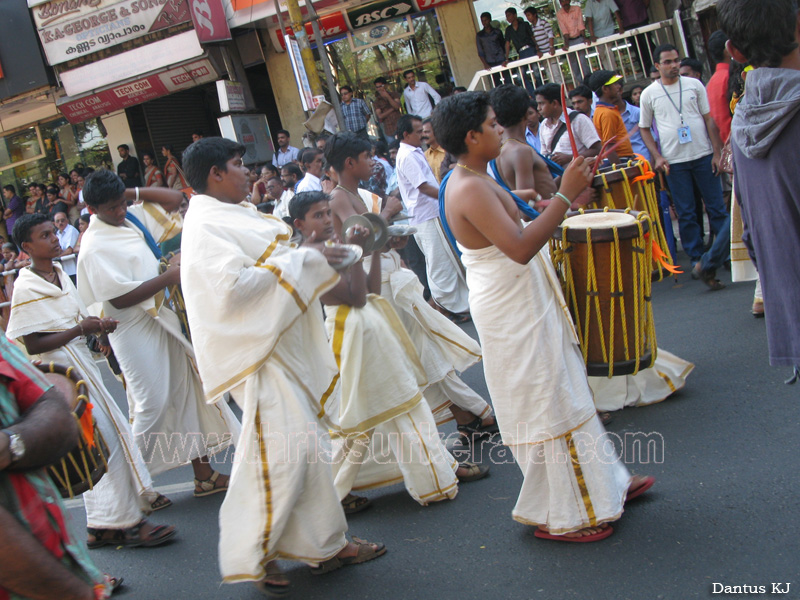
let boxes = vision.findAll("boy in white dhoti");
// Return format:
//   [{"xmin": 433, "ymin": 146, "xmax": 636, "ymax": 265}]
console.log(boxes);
[
  {"xmin": 290, "ymin": 192, "xmax": 488, "ymax": 511},
  {"xmin": 180, "ymin": 137, "xmax": 385, "ymax": 594},
  {"xmin": 325, "ymin": 131, "xmax": 498, "ymax": 441},
  {"xmin": 8, "ymin": 213, "xmax": 176, "ymax": 548},
  {"xmin": 433, "ymin": 92, "xmax": 654, "ymax": 542},
  {"xmin": 77, "ymin": 173, "xmax": 240, "ymax": 496}
]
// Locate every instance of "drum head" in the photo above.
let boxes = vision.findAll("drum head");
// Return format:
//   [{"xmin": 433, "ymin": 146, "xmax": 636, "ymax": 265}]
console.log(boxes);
[
  {"xmin": 563, "ymin": 212, "xmax": 636, "ymax": 229},
  {"xmin": 554, "ymin": 209, "xmax": 650, "ymax": 242}
]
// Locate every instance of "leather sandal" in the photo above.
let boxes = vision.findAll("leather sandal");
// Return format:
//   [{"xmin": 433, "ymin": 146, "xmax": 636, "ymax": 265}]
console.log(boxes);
[
  {"xmin": 341, "ymin": 493, "xmax": 372, "ymax": 515},
  {"xmin": 194, "ymin": 470, "xmax": 229, "ymax": 497},
  {"xmin": 456, "ymin": 416, "xmax": 499, "ymax": 439},
  {"xmin": 87, "ymin": 520, "xmax": 177, "ymax": 549},
  {"xmin": 310, "ymin": 537, "xmax": 386, "ymax": 575},
  {"xmin": 456, "ymin": 461, "xmax": 490, "ymax": 483},
  {"xmin": 253, "ymin": 562, "xmax": 290, "ymax": 597}
]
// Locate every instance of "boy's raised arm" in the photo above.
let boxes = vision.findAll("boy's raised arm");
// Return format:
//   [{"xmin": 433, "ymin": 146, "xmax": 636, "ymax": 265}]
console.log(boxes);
[{"xmin": 124, "ymin": 186, "xmax": 183, "ymax": 213}]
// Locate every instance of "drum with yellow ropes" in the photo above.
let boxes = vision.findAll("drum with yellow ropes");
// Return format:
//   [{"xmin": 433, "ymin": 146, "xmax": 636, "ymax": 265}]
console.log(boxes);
[
  {"xmin": 36, "ymin": 362, "xmax": 109, "ymax": 498},
  {"xmin": 591, "ymin": 158, "xmax": 678, "ymax": 281},
  {"xmin": 550, "ymin": 208, "xmax": 657, "ymax": 378}
]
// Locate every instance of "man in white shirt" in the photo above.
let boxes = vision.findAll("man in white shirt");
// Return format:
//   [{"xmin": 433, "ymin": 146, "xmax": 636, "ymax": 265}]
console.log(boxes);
[
  {"xmin": 639, "ymin": 43, "xmax": 727, "ymax": 267},
  {"xmin": 53, "ymin": 211, "xmax": 79, "ymax": 283},
  {"xmin": 273, "ymin": 129, "xmax": 300, "ymax": 168},
  {"xmin": 402, "ymin": 71, "xmax": 441, "ymax": 119},
  {"xmin": 395, "ymin": 115, "xmax": 469, "ymax": 316},
  {"xmin": 535, "ymin": 83, "xmax": 601, "ymax": 166},
  {"xmin": 265, "ymin": 176, "xmax": 294, "ymax": 219},
  {"xmin": 295, "ymin": 148, "xmax": 324, "ymax": 193}
]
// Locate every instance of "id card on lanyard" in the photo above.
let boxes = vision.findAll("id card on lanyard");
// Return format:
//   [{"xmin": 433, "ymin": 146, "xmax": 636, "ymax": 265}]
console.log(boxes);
[{"xmin": 660, "ymin": 78, "xmax": 692, "ymax": 144}]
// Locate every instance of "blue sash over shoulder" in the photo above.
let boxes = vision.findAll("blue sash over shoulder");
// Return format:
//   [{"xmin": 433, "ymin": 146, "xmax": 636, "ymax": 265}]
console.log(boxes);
[
  {"xmin": 126, "ymin": 211, "xmax": 162, "ymax": 260},
  {"xmin": 438, "ymin": 163, "xmax": 541, "ymax": 257}
]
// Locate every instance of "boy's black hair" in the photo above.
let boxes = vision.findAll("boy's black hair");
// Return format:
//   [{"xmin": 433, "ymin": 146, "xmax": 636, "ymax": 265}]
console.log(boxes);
[
  {"xmin": 653, "ymin": 43, "xmax": 679, "ymax": 63},
  {"xmin": 182, "ymin": 137, "xmax": 246, "ymax": 194},
  {"xmin": 340, "ymin": 85, "xmax": 353, "ymax": 94},
  {"xmin": 708, "ymin": 30, "xmax": 729, "ymax": 65},
  {"xmin": 402, "ymin": 69, "xmax": 415, "ymax": 79},
  {"xmin": 3, "ymin": 184, "xmax": 15, "ymax": 194},
  {"xmin": 431, "ymin": 91, "xmax": 491, "ymax": 157},
  {"xmin": 453, "ymin": 86, "xmax": 468, "ymax": 93},
  {"xmin": 117, "ymin": 144, "xmax": 129, "ymax": 151},
  {"xmin": 489, "ymin": 84, "xmax": 530, "ymax": 127},
  {"xmin": 276, "ymin": 129, "xmax": 290, "ymax": 137},
  {"xmin": 289, "ymin": 191, "xmax": 330, "ymax": 222},
  {"xmin": 649, "ymin": 65, "xmax": 660, "ymax": 75},
  {"xmin": 46, "ymin": 186, "xmax": 60, "ymax": 197},
  {"xmin": 324, "ymin": 132, "xmax": 373, "ymax": 173},
  {"xmin": 680, "ymin": 57, "xmax": 704, "ymax": 76},
  {"xmin": 282, "ymin": 163, "xmax": 303, "ymax": 180},
  {"xmin": 374, "ymin": 76, "xmax": 388, "ymax": 85},
  {"xmin": 505, "ymin": 7, "xmax": 516, "ymax": 15},
  {"xmin": 523, "ymin": 6, "xmax": 537, "ymax": 15},
  {"xmin": 82, "ymin": 169, "xmax": 125, "ymax": 208},
  {"xmin": 480, "ymin": 11, "xmax": 492, "ymax": 20},
  {"xmin": 395, "ymin": 114, "xmax": 421, "ymax": 141},
  {"xmin": 300, "ymin": 147, "xmax": 323, "ymax": 167},
  {"xmin": 372, "ymin": 138, "xmax": 389, "ymax": 158},
  {"xmin": 534, "ymin": 83, "xmax": 562, "ymax": 105},
  {"xmin": 13, "ymin": 212, "xmax": 50, "ymax": 248},
  {"xmin": 718, "ymin": 0, "xmax": 798, "ymax": 68},
  {"xmin": 569, "ymin": 84, "xmax": 594, "ymax": 101}
]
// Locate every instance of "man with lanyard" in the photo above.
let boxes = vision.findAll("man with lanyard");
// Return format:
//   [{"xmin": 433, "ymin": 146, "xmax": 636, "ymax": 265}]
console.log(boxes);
[
  {"xmin": 639, "ymin": 44, "xmax": 728, "ymax": 276},
  {"xmin": 339, "ymin": 86, "xmax": 372, "ymax": 140}
]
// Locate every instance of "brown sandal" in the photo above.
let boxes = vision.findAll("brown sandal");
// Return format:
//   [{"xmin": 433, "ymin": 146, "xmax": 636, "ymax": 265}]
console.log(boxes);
[
  {"xmin": 194, "ymin": 470, "xmax": 229, "ymax": 497},
  {"xmin": 310, "ymin": 537, "xmax": 386, "ymax": 575},
  {"xmin": 87, "ymin": 520, "xmax": 177, "ymax": 549},
  {"xmin": 253, "ymin": 561, "xmax": 290, "ymax": 597}
]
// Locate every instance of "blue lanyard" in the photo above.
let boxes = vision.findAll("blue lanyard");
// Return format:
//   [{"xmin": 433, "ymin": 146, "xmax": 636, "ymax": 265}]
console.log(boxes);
[{"xmin": 659, "ymin": 78, "xmax": 684, "ymax": 124}]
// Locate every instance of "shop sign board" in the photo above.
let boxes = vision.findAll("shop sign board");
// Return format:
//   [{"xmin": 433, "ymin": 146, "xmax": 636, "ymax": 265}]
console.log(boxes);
[
  {"xmin": 187, "ymin": 0, "xmax": 231, "ymax": 42},
  {"xmin": 216, "ymin": 79, "xmax": 246, "ymax": 112},
  {"xmin": 31, "ymin": 0, "xmax": 193, "ymax": 66},
  {"xmin": 57, "ymin": 56, "xmax": 217, "ymax": 123},
  {"xmin": 218, "ymin": 113, "xmax": 274, "ymax": 164},
  {"xmin": 285, "ymin": 34, "xmax": 314, "ymax": 112},
  {"xmin": 60, "ymin": 29, "xmax": 203, "ymax": 96},
  {"xmin": 346, "ymin": 0, "xmax": 413, "ymax": 29},
  {"xmin": 274, "ymin": 10, "xmax": 347, "ymax": 49}
]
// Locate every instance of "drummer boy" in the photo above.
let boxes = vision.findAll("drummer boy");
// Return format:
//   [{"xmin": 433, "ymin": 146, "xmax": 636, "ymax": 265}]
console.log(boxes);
[{"xmin": 432, "ymin": 91, "xmax": 653, "ymax": 542}]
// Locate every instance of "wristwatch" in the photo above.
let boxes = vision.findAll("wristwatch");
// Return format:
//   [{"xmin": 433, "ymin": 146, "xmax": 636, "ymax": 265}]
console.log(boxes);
[{"xmin": 2, "ymin": 429, "xmax": 25, "ymax": 464}]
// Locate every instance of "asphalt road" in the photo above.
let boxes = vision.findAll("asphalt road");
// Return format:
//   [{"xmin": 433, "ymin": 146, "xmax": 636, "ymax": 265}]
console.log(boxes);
[{"xmin": 66, "ymin": 256, "xmax": 799, "ymax": 600}]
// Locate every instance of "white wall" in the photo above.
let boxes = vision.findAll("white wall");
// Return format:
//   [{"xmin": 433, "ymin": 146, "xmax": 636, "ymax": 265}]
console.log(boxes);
[{"xmin": 101, "ymin": 110, "xmax": 137, "ymax": 169}]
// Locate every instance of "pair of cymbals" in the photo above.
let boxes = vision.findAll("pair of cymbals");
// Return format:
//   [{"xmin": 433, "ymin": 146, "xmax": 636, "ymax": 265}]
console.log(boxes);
[{"xmin": 341, "ymin": 213, "xmax": 389, "ymax": 253}]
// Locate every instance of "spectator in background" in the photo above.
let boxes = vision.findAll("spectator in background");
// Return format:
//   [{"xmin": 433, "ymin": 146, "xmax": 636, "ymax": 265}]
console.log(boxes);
[
  {"xmin": 162, "ymin": 145, "xmax": 188, "ymax": 190},
  {"xmin": 0, "ymin": 243, "xmax": 19, "ymax": 270},
  {"xmin": 373, "ymin": 77, "xmax": 402, "ymax": 143},
  {"xmin": 191, "ymin": 130, "xmax": 204, "ymax": 143},
  {"xmin": 524, "ymin": 6, "xmax": 556, "ymax": 57},
  {"xmin": 504, "ymin": 8, "xmax": 537, "ymax": 61},
  {"xmin": 584, "ymin": 0, "xmax": 625, "ymax": 43},
  {"xmin": 45, "ymin": 188, "xmax": 68, "ymax": 221},
  {"xmin": 339, "ymin": 86, "xmax": 372, "ymax": 140},
  {"xmin": 422, "ymin": 119, "xmax": 446, "ymax": 183},
  {"xmin": 281, "ymin": 163, "xmax": 303, "ymax": 193},
  {"xmin": 116, "ymin": 144, "xmax": 141, "ymax": 188},
  {"xmin": 402, "ymin": 70, "xmax": 441, "ymax": 119},
  {"xmin": 267, "ymin": 176, "xmax": 293, "ymax": 219},
  {"xmin": 295, "ymin": 148, "xmax": 324, "ymax": 193},
  {"xmin": 556, "ymin": 0, "xmax": 591, "ymax": 81},
  {"xmin": 615, "ymin": 0, "xmax": 652, "ymax": 73},
  {"xmin": 74, "ymin": 213, "xmax": 91, "ymax": 254},
  {"xmin": 142, "ymin": 151, "xmax": 166, "ymax": 187},
  {"xmin": 53, "ymin": 212, "xmax": 79, "ymax": 285},
  {"xmin": 630, "ymin": 84, "xmax": 644, "ymax": 106},
  {"xmin": 273, "ymin": 129, "xmax": 300, "ymax": 168},
  {"xmin": 57, "ymin": 173, "xmax": 80, "ymax": 222},
  {"xmin": 526, "ymin": 100, "xmax": 542, "ymax": 152},
  {"xmin": 2, "ymin": 186, "xmax": 23, "ymax": 241},
  {"xmin": 25, "ymin": 184, "xmax": 42, "ymax": 215},
  {"xmin": 649, "ymin": 65, "xmax": 661, "ymax": 81},
  {"xmin": 705, "ymin": 30, "xmax": 732, "ymax": 143},
  {"xmin": 680, "ymin": 57, "xmax": 704, "ymax": 81},
  {"xmin": 639, "ymin": 44, "xmax": 728, "ymax": 274},
  {"xmin": 536, "ymin": 83, "xmax": 601, "ymax": 166},
  {"xmin": 569, "ymin": 85, "xmax": 594, "ymax": 117},
  {"xmin": 613, "ymin": 83, "xmax": 651, "ymax": 162},
  {"xmin": 77, "ymin": 169, "xmax": 93, "ymax": 216},
  {"xmin": 476, "ymin": 12, "xmax": 507, "ymax": 71}
]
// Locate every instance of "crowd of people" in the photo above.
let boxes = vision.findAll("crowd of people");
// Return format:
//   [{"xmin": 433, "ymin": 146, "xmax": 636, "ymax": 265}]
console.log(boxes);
[{"xmin": 0, "ymin": 0, "xmax": 797, "ymax": 597}]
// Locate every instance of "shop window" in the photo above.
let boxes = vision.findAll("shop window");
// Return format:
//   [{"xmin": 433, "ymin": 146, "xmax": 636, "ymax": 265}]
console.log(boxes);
[{"xmin": 0, "ymin": 117, "xmax": 111, "ymax": 200}]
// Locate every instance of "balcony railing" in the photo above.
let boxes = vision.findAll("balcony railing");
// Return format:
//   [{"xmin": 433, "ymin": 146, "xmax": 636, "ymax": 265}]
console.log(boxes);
[{"xmin": 468, "ymin": 11, "xmax": 688, "ymax": 92}]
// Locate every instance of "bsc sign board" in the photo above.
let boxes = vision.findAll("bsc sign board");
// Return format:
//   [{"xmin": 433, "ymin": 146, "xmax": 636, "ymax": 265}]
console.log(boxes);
[{"xmin": 346, "ymin": 0, "xmax": 413, "ymax": 29}]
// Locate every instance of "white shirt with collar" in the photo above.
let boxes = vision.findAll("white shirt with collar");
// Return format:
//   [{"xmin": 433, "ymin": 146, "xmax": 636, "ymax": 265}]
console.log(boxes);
[
  {"xmin": 403, "ymin": 82, "xmax": 441, "ymax": 118},
  {"xmin": 274, "ymin": 145, "xmax": 300, "ymax": 168},
  {"xmin": 395, "ymin": 142, "xmax": 439, "ymax": 226},
  {"xmin": 273, "ymin": 190, "xmax": 295, "ymax": 220},
  {"xmin": 295, "ymin": 173, "xmax": 322, "ymax": 194},
  {"xmin": 539, "ymin": 112, "xmax": 600, "ymax": 156},
  {"xmin": 56, "ymin": 223, "xmax": 80, "ymax": 276}
]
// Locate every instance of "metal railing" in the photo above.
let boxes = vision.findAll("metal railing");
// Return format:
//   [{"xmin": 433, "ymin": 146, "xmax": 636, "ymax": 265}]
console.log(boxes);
[{"xmin": 468, "ymin": 11, "xmax": 688, "ymax": 92}]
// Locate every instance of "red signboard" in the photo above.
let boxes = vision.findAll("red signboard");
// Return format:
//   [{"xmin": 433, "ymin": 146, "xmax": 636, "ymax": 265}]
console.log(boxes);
[
  {"xmin": 275, "ymin": 11, "xmax": 347, "ymax": 49},
  {"xmin": 57, "ymin": 58, "xmax": 218, "ymax": 123},
  {"xmin": 413, "ymin": 0, "xmax": 458, "ymax": 9},
  {"xmin": 187, "ymin": 0, "xmax": 231, "ymax": 42}
]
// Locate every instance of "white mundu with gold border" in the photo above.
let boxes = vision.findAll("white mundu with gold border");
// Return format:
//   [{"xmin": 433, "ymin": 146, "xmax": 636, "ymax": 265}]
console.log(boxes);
[
  {"xmin": 325, "ymin": 294, "xmax": 460, "ymax": 505},
  {"xmin": 180, "ymin": 195, "xmax": 349, "ymax": 582},
  {"xmin": 77, "ymin": 202, "xmax": 240, "ymax": 476},
  {"xmin": 458, "ymin": 240, "xmax": 631, "ymax": 533},
  {"xmin": 367, "ymin": 249, "xmax": 491, "ymax": 424},
  {"xmin": 7, "ymin": 264, "xmax": 159, "ymax": 529}
]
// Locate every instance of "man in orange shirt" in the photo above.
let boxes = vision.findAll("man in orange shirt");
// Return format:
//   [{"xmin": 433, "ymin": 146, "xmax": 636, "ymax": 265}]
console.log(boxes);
[{"xmin": 589, "ymin": 70, "xmax": 634, "ymax": 164}]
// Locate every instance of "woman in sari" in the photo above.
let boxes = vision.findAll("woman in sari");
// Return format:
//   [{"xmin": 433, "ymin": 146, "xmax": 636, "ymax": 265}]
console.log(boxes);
[
  {"xmin": 161, "ymin": 145, "xmax": 188, "ymax": 190},
  {"xmin": 143, "ymin": 151, "xmax": 166, "ymax": 187},
  {"xmin": 57, "ymin": 173, "xmax": 81, "ymax": 222}
]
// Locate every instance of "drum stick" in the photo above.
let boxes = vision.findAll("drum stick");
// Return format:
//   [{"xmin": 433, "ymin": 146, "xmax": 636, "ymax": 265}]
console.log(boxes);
[{"xmin": 561, "ymin": 84, "xmax": 579, "ymax": 159}]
